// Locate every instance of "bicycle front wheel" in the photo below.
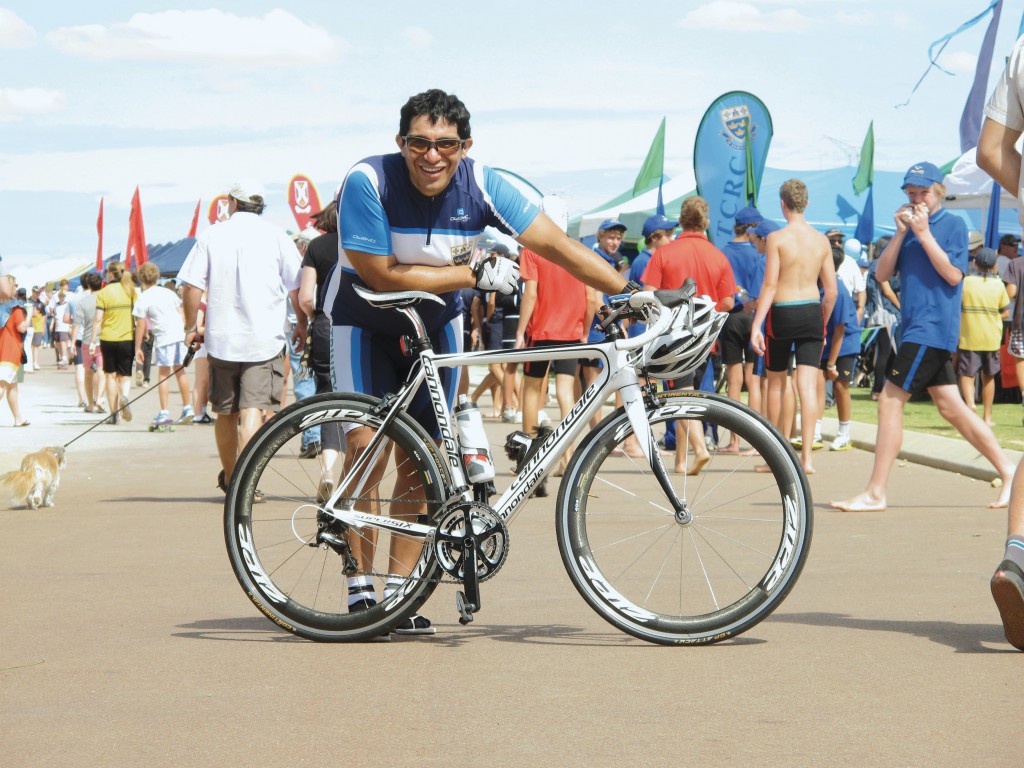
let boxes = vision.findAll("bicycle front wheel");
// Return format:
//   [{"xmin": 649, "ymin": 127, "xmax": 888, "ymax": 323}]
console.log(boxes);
[
  {"xmin": 224, "ymin": 392, "xmax": 450, "ymax": 642},
  {"xmin": 556, "ymin": 391, "xmax": 812, "ymax": 645}
]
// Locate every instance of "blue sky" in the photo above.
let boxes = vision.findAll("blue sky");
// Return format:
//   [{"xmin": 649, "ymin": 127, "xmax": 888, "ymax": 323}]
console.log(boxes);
[{"xmin": 1, "ymin": 0, "xmax": 1022, "ymax": 272}]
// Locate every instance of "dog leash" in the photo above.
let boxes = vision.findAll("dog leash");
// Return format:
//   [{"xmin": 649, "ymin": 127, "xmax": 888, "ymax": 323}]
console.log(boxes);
[{"xmin": 63, "ymin": 344, "xmax": 198, "ymax": 449}]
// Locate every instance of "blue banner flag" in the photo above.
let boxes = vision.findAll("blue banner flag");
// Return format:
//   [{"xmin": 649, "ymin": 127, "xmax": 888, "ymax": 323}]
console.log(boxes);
[
  {"xmin": 985, "ymin": 182, "xmax": 1002, "ymax": 248},
  {"xmin": 854, "ymin": 186, "xmax": 875, "ymax": 245},
  {"xmin": 693, "ymin": 91, "xmax": 773, "ymax": 247},
  {"xmin": 960, "ymin": 1, "xmax": 1003, "ymax": 152}
]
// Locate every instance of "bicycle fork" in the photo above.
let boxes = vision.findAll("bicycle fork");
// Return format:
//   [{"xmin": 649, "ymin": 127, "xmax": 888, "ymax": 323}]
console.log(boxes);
[{"xmin": 622, "ymin": 384, "xmax": 690, "ymax": 522}]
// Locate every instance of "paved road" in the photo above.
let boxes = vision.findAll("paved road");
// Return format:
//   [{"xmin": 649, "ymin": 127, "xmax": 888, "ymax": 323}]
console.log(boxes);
[{"xmin": 0, "ymin": 366, "xmax": 1018, "ymax": 767}]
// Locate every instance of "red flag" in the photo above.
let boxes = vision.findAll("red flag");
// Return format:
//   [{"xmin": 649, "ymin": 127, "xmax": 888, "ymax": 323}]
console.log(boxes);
[
  {"xmin": 287, "ymin": 174, "xmax": 322, "ymax": 231},
  {"xmin": 126, "ymin": 186, "xmax": 149, "ymax": 268},
  {"xmin": 187, "ymin": 198, "xmax": 201, "ymax": 238},
  {"xmin": 95, "ymin": 197, "xmax": 104, "ymax": 273},
  {"xmin": 207, "ymin": 194, "xmax": 230, "ymax": 224}
]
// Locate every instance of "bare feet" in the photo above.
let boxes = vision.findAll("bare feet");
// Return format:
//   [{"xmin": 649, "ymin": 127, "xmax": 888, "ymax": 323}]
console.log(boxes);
[
  {"xmin": 753, "ymin": 463, "xmax": 773, "ymax": 473},
  {"xmin": 718, "ymin": 443, "xmax": 740, "ymax": 455},
  {"xmin": 739, "ymin": 447, "xmax": 759, "ymax": 457},
  {"xmin": 830, "ymin": 493, "xmax": 887, "ymax": 513},
  {"xmin": 803, "ymin": 463, "xmax": 816, "ymax": 475},
  {"xmin": 685, "ymin": 452, "xmax": 712, "ymax": 476}
]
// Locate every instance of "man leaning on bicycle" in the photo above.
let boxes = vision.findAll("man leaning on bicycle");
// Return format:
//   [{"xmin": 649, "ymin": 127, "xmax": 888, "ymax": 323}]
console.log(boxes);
[{"xmin": 327, "ymin": 88, "xmax": 628, "ymax": 634}]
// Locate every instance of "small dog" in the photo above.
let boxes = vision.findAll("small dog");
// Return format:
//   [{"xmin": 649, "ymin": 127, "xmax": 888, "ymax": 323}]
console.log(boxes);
[{"xmin": 1, "ymin": 446, "xmax": 67, "ymax": 509}]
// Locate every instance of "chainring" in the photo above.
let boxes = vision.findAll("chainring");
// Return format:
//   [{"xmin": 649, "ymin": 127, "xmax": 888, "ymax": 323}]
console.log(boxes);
[{"xmin": 433, "ymin": 500, "xmax": 509, "ymax": 582}]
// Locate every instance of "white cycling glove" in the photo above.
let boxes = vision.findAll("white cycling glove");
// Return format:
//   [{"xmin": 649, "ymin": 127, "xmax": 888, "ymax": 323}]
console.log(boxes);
[{"xmin": 474, "ymin": 255, "xmax": 520, "ymax": 295}]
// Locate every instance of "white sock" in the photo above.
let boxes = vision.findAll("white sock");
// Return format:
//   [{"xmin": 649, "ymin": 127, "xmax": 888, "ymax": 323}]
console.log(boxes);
[
  {"xmin": 347, "ymin": 575, "xmax": 375, "ymax": 607},
  {"xmin": 383, "ymin": 574, "xmax": 405, "ymax": 601},
  {"xmin": 838, "ymin": 421, "xmax": 850, "ymax": 437},
  {"xmin": 814, "ymin": 419, "xmax": 822, "ymax": 440}
]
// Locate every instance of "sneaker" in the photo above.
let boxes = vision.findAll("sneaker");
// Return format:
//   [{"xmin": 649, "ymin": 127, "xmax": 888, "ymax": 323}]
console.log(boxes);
[
  {"xmin": 392, "ymin": 614, "xmax": 436, "ymax": 635},
  {"xmin": 178, "ymin": 405, "xmax": 195, "ymax": 424},
  {"xmin": 135, "ymin": 370, "xmax": 144, "ymax": 387},
  {"xmin": 991, "ymin": 560, "xmax": 1024, "ymax": 651},
  {"xmin": 298, "ymin": 442, "xmax": 321, "ymax": 459},
  {"xmin": 830, "ymin": 434, "xmax": 853, "ymax": 451},
  {"xmin": 537, "ymin": 410, "xmax": 551, "ymax": 426},
  {"xmin": 194, "ymin": 412, "xmax": 213, "ymax": 425},
  {"xmin": 153, "ymin": 410, "xmax": 171, "ymax": 424},
  {"xmin": 792, "ymin": 436, "xmax": 824, "ymax": 450},
  {"xmin": 119, "ymin": 395, "xmax": 132, "ymax": 423},
  {"xmin": 501, "ymin": 406, "xmax": 516, "ymax": 423}
]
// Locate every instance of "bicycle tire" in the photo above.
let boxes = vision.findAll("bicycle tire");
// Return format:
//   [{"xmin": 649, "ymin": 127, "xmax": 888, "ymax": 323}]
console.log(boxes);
[
  {"xmin": 556, "ymin": 391, "xmax": 812, "ymax": 646},
  {"xmin": 224, "ymin": 392, "xmax": 450, "ymax": 642}
]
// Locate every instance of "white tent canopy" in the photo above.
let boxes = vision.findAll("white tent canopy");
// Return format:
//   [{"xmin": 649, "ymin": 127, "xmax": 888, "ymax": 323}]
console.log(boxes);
[{"xmin": 943, "ymin": 148, "xmax": 1020, "ymax": 217}]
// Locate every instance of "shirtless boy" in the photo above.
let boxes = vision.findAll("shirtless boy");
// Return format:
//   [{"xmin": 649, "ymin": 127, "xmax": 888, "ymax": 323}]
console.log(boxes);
[
  {"xmin": 751, "ymin": 179, "xmax": 837, "ymax": 474},
  {"xmin": 830, "ymin": 162, "xmax": 1014, "ymax": 513}
]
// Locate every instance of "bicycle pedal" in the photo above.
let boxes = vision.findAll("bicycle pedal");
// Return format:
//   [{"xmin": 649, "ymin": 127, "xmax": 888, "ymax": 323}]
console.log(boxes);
[{"xmin": 455, "ymin": 591, "xmax": 475, "ymax": 625}]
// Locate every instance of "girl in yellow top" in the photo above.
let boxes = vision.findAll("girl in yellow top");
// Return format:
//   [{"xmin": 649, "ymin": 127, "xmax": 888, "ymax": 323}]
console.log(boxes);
[{"xmin": 90, "ymin": 262, "xmax": 138, "ymax": 423}]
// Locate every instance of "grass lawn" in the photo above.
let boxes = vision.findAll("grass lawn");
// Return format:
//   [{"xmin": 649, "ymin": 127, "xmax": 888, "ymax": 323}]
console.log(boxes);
[{"xmin": 834, "ymin": 385, "xmax": 1024, "ymax": 452}]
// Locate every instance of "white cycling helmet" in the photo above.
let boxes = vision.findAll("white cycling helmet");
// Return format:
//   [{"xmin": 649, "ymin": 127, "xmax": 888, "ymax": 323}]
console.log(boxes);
[{"xmin": 638, "ymin": 295, "xmax": 726, "ymax": 379}]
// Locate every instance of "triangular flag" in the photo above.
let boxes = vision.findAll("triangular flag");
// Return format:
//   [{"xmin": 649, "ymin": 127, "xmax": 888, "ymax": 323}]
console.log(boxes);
[
  {"xmin": 633, "ymin": 118, "xmax": 667, "ymax": 214},
  {"xmin": 853, "ymin": 121, "xmax": 874, "ymax": 195},
  {"xmin": 188, "ymin": 198, "xmax": 201, "ymax": 238},
  {"xmin": 127, "ymin": 186, "xmax": 148, "ymax": 268},
  {"xmin": 854, "ymin": 186, "xmax": 875, "ymax": 245},
  {"xmin": 960, "ymin": 0, "xmax": 1002, "ymax": 153}
]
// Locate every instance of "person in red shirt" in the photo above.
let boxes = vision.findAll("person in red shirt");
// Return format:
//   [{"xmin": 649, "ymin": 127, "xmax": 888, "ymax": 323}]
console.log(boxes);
[
  {"xmin": 642, "ymin": 196, "xmax": 735, "ymax": 474},
  {"xmin": 516, "ymin": 243, "xmax": 596, "ymax": 454}
]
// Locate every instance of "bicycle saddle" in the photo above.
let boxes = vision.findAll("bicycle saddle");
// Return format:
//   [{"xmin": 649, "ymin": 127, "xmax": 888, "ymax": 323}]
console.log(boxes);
[
  {"xmin": 653, "ymin": 278, "xmax": 697, "ymax": 308},
  {"xmin": 352, "ymin": 284, "xmax": 446, "ymax": 310}
]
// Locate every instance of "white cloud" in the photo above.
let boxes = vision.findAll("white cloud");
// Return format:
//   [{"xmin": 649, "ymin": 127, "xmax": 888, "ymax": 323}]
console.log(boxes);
[
  {"xmin": 403, "ymin": 26, "xmax": 433, "ymax": 50},
  {"xmin": 0, "ymin": 8, "xmax": 36, "ymax": 48},
  {"xmin": 836, "ymin": 11, "xmax": 872, "ymax": 25},
  {"xmin": 936, "ymin": 50, "xmax": 977, "ymax": 76},
  {"xmin": 680, "ymin": 1, "xmax": 814, "ymax": 32},
  {"xmin": 46, "ymin": 9, "xmax": 343, "ymax": 65},
  {"xmin": 0, "ymin": 87, "xmax": 65, "ymax": 122}
]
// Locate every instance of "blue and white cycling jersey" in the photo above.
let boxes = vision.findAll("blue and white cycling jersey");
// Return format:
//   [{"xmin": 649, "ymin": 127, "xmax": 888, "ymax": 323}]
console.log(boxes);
[{"xmin": 333, "ymin": 153, "xmax": 540, "ymax": 336}]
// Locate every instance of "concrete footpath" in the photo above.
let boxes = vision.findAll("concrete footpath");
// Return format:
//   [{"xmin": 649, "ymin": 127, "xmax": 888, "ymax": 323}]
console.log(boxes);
[{"xmin": 0, "ymin": 363, "xmax": 1020, "ymax": 767}]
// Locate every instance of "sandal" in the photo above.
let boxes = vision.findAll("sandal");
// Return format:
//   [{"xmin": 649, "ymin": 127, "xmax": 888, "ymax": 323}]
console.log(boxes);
[
  {"xmin": 217, "ymin": 470, "xmax": 227, "ymax": 493},
  {"xmin": 13, "ymin": 420, "xmax": 30, "ymax": 427}
]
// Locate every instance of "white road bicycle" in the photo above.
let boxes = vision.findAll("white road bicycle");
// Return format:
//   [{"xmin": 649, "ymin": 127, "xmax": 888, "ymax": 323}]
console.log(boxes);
[{"xmin": 224, "ymin": 281, "xmax": 813, "ymax": 645}]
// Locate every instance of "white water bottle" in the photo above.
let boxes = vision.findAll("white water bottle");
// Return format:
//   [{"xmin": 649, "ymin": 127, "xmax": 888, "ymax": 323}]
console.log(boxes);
[{"xmin": 453, "ymin": 395, "xmax": 495, "ymax": 484}]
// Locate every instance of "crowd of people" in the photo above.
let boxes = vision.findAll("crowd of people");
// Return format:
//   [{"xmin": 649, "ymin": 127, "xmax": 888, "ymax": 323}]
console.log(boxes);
[{"xmin": 5, "ymin": 81, "xmax": 1024, "ymax": 650}]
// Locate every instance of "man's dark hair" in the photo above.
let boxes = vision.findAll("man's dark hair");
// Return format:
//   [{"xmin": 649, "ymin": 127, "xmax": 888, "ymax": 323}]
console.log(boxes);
[
  {"xmin": 399, "ymin": 89, "xmax": 471, "ymax": 139},
  {"xmin": 235, "ymin": 195, "xmax": 265, "ymax": 215}
]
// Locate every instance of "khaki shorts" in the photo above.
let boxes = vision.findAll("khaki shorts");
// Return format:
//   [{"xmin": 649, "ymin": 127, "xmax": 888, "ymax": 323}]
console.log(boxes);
[{"xmin": 208, "ymin": 353, "xmax": 285, "ymax": 414}]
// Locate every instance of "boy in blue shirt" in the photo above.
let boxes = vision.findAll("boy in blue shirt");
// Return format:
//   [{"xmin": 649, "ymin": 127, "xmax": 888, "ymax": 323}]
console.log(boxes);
[{"xmin": 831, "ymin": 162, "xmax": 1015, "ymax": 514}]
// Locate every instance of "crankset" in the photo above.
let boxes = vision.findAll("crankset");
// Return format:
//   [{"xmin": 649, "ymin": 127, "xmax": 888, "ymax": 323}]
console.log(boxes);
[{"xmin": 433, "ymin": 500, "xmax": 509, "ymax": 624}]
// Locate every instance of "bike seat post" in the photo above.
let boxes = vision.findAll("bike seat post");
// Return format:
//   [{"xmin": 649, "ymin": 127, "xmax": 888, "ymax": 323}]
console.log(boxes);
[{"xmin": 396, "ymin": 305, "xmax": 430, "ymax": 342}]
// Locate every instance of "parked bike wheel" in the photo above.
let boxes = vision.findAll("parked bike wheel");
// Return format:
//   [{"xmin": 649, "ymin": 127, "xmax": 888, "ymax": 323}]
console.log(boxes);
[
  {"xmin": 225, "ymin": 392, "xmax": 449, "ymax": 642},
  {"xmin": 556, "ymin": 391, "xmax": 812, "ymax": 645}
]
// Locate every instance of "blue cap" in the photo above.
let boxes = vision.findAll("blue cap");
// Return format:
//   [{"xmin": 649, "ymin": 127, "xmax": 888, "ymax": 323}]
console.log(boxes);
[
  {"xmin": 754, "ymin": 220, "xmax": 781, "ymax": 238},
  {"xmin": 598, "ymin": 218, "xmax": 627, "ymax": 232},
  {"xmin": 641, "ymin": 214, "xmax": 677, "ymax": 238},
  {"xmin": 974, "ymin": 247, "xmax": 997, "ymax": 269},
  {"xmin": 902, "ymin": 161, "xmax": 944, "ymax": 189},
  {"xmin": 856, "ymin": 257, "xmax": 870, "ymax": 269},
  {"xmin": 735, "ymin": 206, "xmax": 763, "ymax": 226}
]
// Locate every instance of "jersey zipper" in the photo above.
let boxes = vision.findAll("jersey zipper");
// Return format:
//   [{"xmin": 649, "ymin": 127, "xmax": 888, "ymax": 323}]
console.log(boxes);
[{"xmin": 426, "ymin": 196, "xmax": 433, "ymax": 246}]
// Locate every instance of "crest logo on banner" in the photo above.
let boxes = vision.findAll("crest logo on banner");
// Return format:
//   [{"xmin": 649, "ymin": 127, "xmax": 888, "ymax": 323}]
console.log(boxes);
[
  {"xmin": 208, "ymin": 195, "xmax": 230, "ymax": 224},
  {"xmin": 287, "ymin": 174, "xmax": 322, "ymax": 231},
  {"xmin": 293, "ymin": 179, "xmax": 311, "ymax": 212},
  {"xmin": 720, "ymin": 105, "xmax": 752, "ymax": 149},
  {"xmin": 694, "ymin": 91, "xmax": 773, "ymax": 248}
]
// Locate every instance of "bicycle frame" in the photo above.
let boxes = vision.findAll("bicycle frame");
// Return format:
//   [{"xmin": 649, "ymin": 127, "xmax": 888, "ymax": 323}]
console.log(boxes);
[{"xmin": 323, "ymin": 302, "xmax": 681, "ymax": 537}]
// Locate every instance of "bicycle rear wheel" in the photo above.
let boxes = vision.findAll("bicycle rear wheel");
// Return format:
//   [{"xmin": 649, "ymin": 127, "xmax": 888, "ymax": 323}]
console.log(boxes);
[
  {"xmin": 224, "ymin": 392, "xmax": 449, "ymax": 641},
  {"xmin": 556, "ymin": 391, "xmax": 812, "ymax": 645}
]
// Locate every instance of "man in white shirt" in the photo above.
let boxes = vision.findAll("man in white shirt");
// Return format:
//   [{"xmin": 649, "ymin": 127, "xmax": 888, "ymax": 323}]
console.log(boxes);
[{"xmin": 178, "ymin": 182, "xmax": 305, "ymax": 494}]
